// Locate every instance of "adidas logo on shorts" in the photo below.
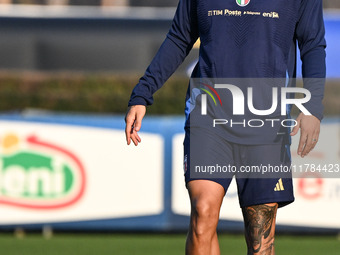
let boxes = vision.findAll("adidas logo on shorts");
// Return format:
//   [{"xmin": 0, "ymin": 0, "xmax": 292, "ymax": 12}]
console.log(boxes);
[{"xmin": 274, "ymin": 178, "xmax": 285, "ymax": 191}]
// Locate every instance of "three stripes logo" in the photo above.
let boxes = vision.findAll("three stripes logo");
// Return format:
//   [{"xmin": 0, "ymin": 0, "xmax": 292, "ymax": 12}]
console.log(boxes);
[
  {"xmin": 274, "ymin": 178, "xmax": 285, "ymax": 191},
  {"xmin": 236, "ymin": 0, "xmax": 250, "ymax": 7}
]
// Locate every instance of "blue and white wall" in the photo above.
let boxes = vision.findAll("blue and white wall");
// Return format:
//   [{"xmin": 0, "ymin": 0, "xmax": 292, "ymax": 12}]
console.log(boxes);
[{"xmin": 0, "ymin": 113, "xmax": 339, "ymax": 233}]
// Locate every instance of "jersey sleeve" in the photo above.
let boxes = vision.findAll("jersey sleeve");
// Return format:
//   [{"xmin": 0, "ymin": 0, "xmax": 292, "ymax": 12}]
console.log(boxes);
[
  {"xmin": 295, "ymin": 0, "xmax": 326, "ymax": 120},
  {"xmin": 128, "ymin": 0, "xmax": 199, "ymax": 107}
]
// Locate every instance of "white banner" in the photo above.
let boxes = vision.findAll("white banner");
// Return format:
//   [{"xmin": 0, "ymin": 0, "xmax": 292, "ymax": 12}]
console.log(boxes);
[{"xmin": 0, "ymin": 121, "xmax": 164, "ymax": 224}]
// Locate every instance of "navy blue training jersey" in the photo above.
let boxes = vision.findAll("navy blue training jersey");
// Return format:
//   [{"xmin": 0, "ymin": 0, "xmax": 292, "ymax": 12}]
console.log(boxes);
[{"xmin": 128, "ymin": 0, "xmax": 326, "ymax": 145}]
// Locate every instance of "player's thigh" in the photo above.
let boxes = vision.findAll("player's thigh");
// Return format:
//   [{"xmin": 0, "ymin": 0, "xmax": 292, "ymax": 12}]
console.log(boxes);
[
  {"xmin": 187, "ymin": 180, "xmax": 225, "ymax": 217},
  {"xmin": 184, "ymin": 127, "xmax": 235, "ymax": 190}
]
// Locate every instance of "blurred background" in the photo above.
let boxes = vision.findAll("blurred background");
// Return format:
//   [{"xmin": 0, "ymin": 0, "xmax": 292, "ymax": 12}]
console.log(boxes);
[{"xmin": 0, "ymin": 1, "xmax": 339, "ymax": 255}]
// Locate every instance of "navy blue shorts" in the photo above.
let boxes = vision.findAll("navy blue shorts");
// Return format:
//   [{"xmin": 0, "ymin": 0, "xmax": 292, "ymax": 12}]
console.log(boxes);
[{"xmin": 184, "ymin": 128, "xmax": 295, "ymax": 208}]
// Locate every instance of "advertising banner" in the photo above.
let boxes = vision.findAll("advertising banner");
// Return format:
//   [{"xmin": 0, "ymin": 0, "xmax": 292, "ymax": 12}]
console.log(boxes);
[{"xmin": 0, "ymin": 120, "xmax": 164, "ymax": 225}]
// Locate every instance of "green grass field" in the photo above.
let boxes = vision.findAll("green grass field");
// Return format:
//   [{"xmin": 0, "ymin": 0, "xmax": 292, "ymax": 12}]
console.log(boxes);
[{"xmin": 0, "ymin": 233, "xmax": 339, "ymax": 255}]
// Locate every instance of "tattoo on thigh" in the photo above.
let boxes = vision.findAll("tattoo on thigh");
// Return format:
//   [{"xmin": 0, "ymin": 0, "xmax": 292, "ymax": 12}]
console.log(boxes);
[{"xmin": 243, "ymin": 204, "xmax": 278, "ymax": 254}]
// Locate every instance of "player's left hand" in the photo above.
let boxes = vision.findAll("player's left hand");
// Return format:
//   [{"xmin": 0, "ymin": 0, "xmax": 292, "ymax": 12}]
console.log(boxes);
[{"xmin": 290, "ymin": 112, "xmax": 320, "ymax": 158}]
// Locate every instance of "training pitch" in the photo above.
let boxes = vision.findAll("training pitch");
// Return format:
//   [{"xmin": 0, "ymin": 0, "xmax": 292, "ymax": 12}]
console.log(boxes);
[{"xmin": 0, "ymin": 233, "xmax": 339, "ymax": 255}]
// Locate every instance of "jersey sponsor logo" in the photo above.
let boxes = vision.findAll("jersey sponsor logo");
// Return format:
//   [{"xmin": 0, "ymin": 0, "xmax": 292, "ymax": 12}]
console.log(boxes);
[
  {"xmin": 236, "ymin": 0, "xmax": 250, "ymax": 7},
  {"xmin": 207, "ymin": 8, "xmax": 279, "ymax": 19},
  {"xmin": 274, "ymin": 178, "xmax": 285, "ymax": 191},
  {"xmin": 0, "ymin": 133, "xmax": 86, "ymax": 209}
]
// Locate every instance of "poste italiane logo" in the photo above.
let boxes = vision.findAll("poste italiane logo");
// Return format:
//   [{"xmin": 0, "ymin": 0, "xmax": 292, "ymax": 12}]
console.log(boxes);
[
  {"xmin": 236, "ymin": 0, "xmax": 250, "ymax": 7},
  {"xmin": 0, "ymin": 133, "xmax": 86, "ymax": 209}
]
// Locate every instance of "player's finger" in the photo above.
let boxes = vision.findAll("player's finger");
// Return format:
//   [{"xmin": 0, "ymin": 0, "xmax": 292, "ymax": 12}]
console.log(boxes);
[
  {"xmin": 310, "ymin": 131, "xmax": 320, "ymax": 151},
  {"xmin": 290, "ymin": 118, "xmax": 300, "ymax": 136},
  {"xmin": 301, "ymin": 135, "xmax": 313, "ymax": 157},
  {"xmin": 134, "ymin": 113, "xmax": 143, "ymax": 132},
  {"xmin": 133, "ymin": 130, "xmax": 142, "ymax": 143},
  {"xmin": 131, "ymin": 134, "xmax": 138, "ymax": 146},
  {"xmin": 130, "ymin": 130, "xmax": 141, "ymax": 146},
  {"xmin": 125, "ymin": 126, "xmax": 132, "ymax": 145},
  {"xmin": 125, "ymin": 115, "xmax": 135, "ymax": 145},
  {"xmin": 301, "ymin": 126, "xmax": 320, "ymax": 156},
  {"xmin": 297, "ymin": 131, "xmax": 307, "ymax": 157}
]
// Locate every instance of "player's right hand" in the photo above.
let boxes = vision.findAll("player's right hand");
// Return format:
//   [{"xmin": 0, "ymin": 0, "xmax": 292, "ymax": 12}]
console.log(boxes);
[
  {"xmin": 125, "ymin": 105, "xmax": 146, "ymax": 146},
  {"xmin": 290, "ymin": 112, "xmax": 320, "ymax": 158}
]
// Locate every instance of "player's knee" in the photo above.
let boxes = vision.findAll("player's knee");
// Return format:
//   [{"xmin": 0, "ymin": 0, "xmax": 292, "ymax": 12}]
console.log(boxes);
[
  {"xmin": 191, "ymin": 199, "xmax": 219, "ymax": 236},
  {"xmin": 192, "ymin": 199, "xmax": 219, "ymax": 220}
]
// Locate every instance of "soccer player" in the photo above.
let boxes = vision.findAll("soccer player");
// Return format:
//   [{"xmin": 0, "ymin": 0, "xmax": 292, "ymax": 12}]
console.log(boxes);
[{"xmin": 125, "ymin": 0, "xmax": 326, "ymax": 254}]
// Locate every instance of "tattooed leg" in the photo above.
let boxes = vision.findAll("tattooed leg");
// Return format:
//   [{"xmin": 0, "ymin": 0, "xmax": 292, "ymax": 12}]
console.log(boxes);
[{"xmin": 242, "ymin": 203, "xmax": 278, "ymax": 255}]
